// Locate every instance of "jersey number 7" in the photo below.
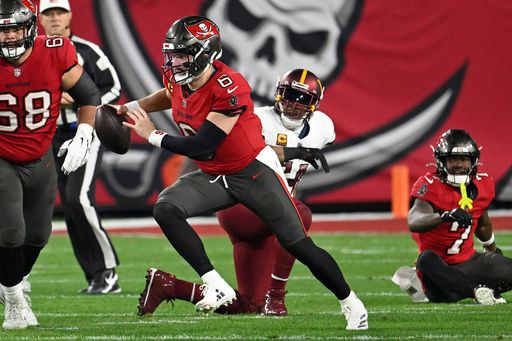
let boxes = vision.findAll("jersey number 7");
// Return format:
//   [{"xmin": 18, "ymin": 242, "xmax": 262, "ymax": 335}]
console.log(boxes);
[{"xmin": 446, "ymin": 222, "xmax": 472, "ymax": 255}]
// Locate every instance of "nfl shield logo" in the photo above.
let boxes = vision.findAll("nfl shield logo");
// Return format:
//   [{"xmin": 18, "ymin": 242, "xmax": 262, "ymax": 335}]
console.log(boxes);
[
  {"xmin": 182, "ymin": 100, "xmax": 187, "ymax": 108},
  {"xmin": 14, "ymin": 68, "xmax": 21, "ymax": 77}
]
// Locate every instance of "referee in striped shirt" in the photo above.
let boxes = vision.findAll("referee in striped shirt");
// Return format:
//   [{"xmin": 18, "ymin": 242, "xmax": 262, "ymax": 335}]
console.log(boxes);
[{"xmin": 40, "ymin": 0, "xmax": 122, "ymax": 294}]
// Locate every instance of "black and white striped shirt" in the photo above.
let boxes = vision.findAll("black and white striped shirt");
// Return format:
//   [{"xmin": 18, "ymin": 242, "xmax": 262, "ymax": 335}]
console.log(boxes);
[{"xmin": 58, "ymin": 34, "xmax": 121, "ymax": 127}]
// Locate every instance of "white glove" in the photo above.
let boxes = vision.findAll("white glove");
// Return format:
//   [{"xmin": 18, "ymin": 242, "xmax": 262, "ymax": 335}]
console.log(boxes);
[{"xmin": 57, "ymin": 123, "xmax": 93, "ymax": 175}]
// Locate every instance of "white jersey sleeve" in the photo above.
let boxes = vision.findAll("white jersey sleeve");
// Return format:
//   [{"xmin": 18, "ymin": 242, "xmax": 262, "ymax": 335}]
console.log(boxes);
[{"xmin": 255, "ymin": 107, "xmax": 336, "ymax": 190}]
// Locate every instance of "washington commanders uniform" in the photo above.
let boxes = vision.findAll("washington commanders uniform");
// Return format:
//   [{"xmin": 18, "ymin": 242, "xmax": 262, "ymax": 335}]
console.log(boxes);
[
  {"xmin": 257, "ymin": 106, "xmax": 335, "ymax": 191},
  {"xmin": 216, "ymin": 107, "xmax": 335, "ymax": 312}
]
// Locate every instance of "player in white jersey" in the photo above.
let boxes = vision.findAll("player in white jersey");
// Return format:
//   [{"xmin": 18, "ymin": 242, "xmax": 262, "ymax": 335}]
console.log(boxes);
[
  {"xmin": 216, "ymin": 69, "xmax": 336, "ymax": 316},
  {"xmin": 255, "ymin": 103, "xmax": 334, "ymax": 193}
]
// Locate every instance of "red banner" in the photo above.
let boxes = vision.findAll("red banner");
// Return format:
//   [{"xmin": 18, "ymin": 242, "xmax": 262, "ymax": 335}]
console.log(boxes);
[{"xmin": 47, "ymin": 0, "xmax": 512, "ymax": 212}]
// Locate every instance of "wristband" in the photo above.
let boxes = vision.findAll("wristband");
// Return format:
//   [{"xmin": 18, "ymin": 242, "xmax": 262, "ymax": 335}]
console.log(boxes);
[
  {"xmin": 148, "ymin": 130, "xmax": 168, "ymax": 148},
  {"xmin": 479, "ymin": 233, "xmax": 495, "ymax": 247},
  {"xmin": 124, "ymin": 100, "xmax": 141, "ymax": 112}
]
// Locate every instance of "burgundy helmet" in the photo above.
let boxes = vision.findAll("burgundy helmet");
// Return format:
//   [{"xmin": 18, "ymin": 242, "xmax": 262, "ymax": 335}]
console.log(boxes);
[{"xmin": 274, "ymin": 69, "xmax": 324, "ymax": 129}]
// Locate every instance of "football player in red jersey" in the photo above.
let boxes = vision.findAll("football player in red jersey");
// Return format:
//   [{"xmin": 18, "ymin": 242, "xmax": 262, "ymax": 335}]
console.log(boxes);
[
  {"xmin": 121, "ymin": 69, "xmax": 332, "ymax": 317},
  {"xmin": 0, "ymin": 0, "xmax": 100, "ymax": 330},
  {"xmin": 118, "ymin": 16, "xmax": 367, "ymax": 330},
  {"xmin": 393, "ymin": 129, "xmax": 512, "ymax": 304}
]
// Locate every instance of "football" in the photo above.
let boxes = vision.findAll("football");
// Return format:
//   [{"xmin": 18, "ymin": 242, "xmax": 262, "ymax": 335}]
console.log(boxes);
[{"xmin": 95, "ymin": 104, "xmax": 131, "ymax": 154}]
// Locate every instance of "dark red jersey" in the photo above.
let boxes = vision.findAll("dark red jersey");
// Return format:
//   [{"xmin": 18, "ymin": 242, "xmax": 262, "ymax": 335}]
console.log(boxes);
[
  {"xmin": 411, "ymin": 171, "xmax": 495, "ymax": 264},
  {"xmin": 0, "ymin": 36, "xmax": 78, "ymax": 164},
  {"xmin": 165, "ymin": 60, "xmax": 265, "ymax": 174}
]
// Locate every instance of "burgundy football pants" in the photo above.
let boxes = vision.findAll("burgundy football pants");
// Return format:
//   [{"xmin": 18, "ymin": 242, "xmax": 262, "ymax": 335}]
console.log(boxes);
[{"xmin": 217, "ymin": 200, "xmax": 312, "ymax": 308}]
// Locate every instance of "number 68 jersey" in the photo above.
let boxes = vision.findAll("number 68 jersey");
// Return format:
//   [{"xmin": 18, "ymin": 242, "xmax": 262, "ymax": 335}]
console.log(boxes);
[
  {"xmin": 0, "ymin": 36, "xmax": 78, "ymax": 164},
  {"xmin": 410, "ymin": 172, "xmax": 495, "ymax": 264},
  {"xmin": 256, "ymin": 106, "xmax": 335, "ymax": 192}
]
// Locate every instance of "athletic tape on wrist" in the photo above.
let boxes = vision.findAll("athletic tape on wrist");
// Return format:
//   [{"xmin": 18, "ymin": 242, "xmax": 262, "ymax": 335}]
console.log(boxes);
[
  {"xmin": 124, "ymin": 100, "xmax": 141, "ymax": 112},
  {"xmin": 148, "ymin": 130, "xmax": 168, "ymax": 148}
]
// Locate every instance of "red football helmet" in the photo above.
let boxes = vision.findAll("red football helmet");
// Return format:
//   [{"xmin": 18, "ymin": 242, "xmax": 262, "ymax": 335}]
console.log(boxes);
[{"xmin": 274, "ymin": 69, "xmax": 324, "ymax": 129}]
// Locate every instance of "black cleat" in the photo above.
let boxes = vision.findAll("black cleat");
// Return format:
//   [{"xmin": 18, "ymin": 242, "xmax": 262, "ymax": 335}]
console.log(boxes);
[{"xmin": 82, "ymin": 269, "xmax": 121, "ymax": 295}]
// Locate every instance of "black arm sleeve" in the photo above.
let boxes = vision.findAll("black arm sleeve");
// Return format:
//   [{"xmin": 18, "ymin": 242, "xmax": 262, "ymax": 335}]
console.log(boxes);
[
  {"xmin": 160, "ymin": 120, "xmax": 228, "ymax": 160},
  {"xmin": 66, "ymin": 70, "xmax": 101, "ymax": 107}
]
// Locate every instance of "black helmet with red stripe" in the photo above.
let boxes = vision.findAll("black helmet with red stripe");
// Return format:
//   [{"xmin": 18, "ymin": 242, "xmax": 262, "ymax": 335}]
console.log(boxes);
[{"xmin": 274, "ymin": 69, "xmax": 324, "ymax": 129}]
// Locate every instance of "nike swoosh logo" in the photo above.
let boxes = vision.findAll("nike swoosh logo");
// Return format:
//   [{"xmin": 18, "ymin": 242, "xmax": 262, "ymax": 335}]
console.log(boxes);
[
  {"xmin": 424, "ymin": 176, "xmax": 433, "ymax": 184},
  {"xmin": 227, "ymin": 86, "xmax": 238, "ymax": 94},
  {"xmin": 251, "ymin": 171, "xmax": 262, "ymax": 180}
]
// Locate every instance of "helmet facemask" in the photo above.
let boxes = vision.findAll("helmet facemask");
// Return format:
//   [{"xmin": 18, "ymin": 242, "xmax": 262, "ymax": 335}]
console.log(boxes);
[
  {"xmin": 433, "ymin": 130, "xmax": 480, "ymax": 186},
  {"xmin": 0, "ymin": 18, "xmax": 36, "ymax": 60},
  {"xmin": 438, "ymin": 155, "xmax": 477, "ymax": 186},
  {"xmin": 162, "ymin": 48, "xmax": 194, "ymax": 85},
  {"xmin": 275, "ymin": 86, "xmax": 316, "ymax": 129},
  {"xmin": 162, "ymin": 44, "xmax": 217, "ymax": 85},
  {"xmin": 274, "ymin": 69, "xmax": 323, "ymax": 130},
  {"xmin": 0, "ymin": 0, "xmax": 37, "ymax": 61}
]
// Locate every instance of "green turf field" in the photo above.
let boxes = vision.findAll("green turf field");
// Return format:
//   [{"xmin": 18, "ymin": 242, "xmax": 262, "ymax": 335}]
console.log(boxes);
[{"xmin": 1, "ymin": 232, "xmax": 512, "ymax": 340}]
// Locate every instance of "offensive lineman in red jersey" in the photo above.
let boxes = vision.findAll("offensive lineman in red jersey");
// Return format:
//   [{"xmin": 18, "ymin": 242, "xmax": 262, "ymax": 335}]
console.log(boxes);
[
  {"xmin": 0, "ymin": 0, "xmax": 100, "ymax": 330},
  {"xmin": 117, "ymin": 16, "xmax": 368, "ymax": 330},
  {"xmin": 393, "ymin": 129, "xmax": 512, "ymax": 304}
]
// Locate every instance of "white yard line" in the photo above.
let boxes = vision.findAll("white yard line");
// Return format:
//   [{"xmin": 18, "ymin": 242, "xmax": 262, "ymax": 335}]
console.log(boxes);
[{"xmin": 50, "ymin": 209, "xmax": 512, "ymax": 232}]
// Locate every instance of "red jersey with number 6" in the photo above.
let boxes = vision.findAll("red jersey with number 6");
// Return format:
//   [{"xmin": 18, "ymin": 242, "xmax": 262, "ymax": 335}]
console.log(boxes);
[
  {"xmin": 165, "ymin": 60, "xmax": 265, "ymax": 175},
  {"xmin": 410, "ymin": 171, "xmax": 495, "ymax": 264},
  {"xmin": 0, "ymin": 35, "xmax": 78, "ymax": 164}
]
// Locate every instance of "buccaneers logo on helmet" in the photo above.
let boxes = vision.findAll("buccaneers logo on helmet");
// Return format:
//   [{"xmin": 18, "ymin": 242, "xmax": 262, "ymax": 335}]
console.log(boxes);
[{"xmin": 162, "ymin": 16, "xmax": 222, "ymax": 85}]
